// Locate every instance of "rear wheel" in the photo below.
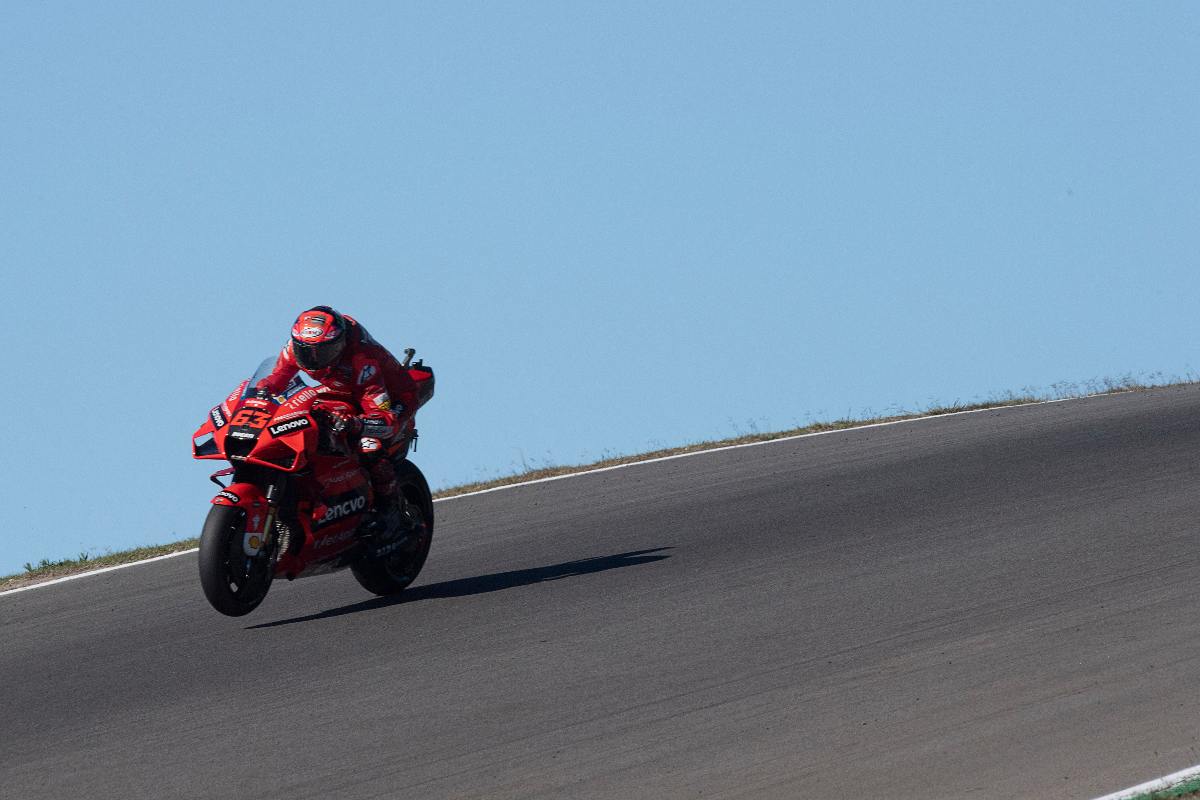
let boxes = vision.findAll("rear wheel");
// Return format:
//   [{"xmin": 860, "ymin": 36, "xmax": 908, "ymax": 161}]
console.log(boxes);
[
  {"xmin": 198, "ymin": 505, "xmax": 274, "ymax": 616},
  {"xmin": 351, "ymin": 461, "xmax": 434, "ymax": 596}
]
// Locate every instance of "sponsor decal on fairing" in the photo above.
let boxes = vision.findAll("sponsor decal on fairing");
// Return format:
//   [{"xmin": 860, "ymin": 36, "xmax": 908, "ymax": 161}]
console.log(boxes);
[
  {"xmin": 210, "ymin": 406, "xmax": 227, "ymax": 428},
  {"xmin": 314, "ymin": 492, "xmax": 368, "ymax": 528},
  {"xmin": 282, "ymin": 388, "xmax": 318, "ymax": 409},
  {"xmin": 324, "ymin": 468, "xmax": 364, "ymax": 485},
  {"xmin": 314, "ymin": 528, "xmax": 357, "ymax": 549},
  {"xmin": 215, "ymin": 490, "xmax": 240, "ymax": 504},
  {"xmin": 268, "ymin": 416, "xmax": 311, "ymax": 436}
]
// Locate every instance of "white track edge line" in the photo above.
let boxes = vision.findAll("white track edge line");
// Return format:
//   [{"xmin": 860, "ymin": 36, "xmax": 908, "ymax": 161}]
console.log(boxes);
[
  {"xmin": 1092, "ymin": 763, "xmax": 1200, "ymax": 800},
  {"xmin": 0, "ymin": 390, "xmax": 1142, "ymax": 598},
  {"xmin": 0, "ymin": 548, "xmax": 200, "ymax": 597},
  {"xmin": 435, "ymin": 396, "xmax": 1082, "ymax": 501}
]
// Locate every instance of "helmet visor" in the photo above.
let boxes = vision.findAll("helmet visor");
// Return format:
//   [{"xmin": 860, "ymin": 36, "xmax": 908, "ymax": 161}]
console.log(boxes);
[{"xmin": 293, "ymin": 336, "xmax": 345, "ymax": 370}]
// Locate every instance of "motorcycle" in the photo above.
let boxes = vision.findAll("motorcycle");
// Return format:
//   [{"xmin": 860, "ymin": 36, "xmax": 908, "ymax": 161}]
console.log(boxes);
[{"xmin": 190, "ymin": 349, "xmax": 436, "ymax": 617}]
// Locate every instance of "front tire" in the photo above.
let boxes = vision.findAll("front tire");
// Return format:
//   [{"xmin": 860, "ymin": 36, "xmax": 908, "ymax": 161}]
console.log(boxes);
[
  {"xmin": 198, "ymin": 505, "xmax": 274, "ymax": 616},
  {"xmin": 351, "ymin": 460, "xmax": 434, "ymax": 596}
]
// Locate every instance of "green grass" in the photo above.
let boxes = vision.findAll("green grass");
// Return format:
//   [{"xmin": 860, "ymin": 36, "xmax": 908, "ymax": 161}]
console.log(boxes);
[
  {"xmin": 1, "ymin": 540, "xmax": 201, "ymax": 592},
  {"xmin": 1126, "ymin": 775, "xmax": 1200, "ymax": 799},
  {"xmin": 3, "ymin": 372, "xmax": 1193, "ymax": 593}
]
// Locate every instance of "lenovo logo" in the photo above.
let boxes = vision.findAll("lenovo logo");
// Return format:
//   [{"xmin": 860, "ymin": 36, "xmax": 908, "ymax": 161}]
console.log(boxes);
[
  {"xmin": 269, "ymin": 417, "xmax": 311, "ymax": 437},
  {"xmin": 319, "ymin": 495, "xmax": 367, "ymax": 526}
]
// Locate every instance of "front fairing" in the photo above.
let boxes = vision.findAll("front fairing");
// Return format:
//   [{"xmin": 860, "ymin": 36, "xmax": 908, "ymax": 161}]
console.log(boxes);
[
  {"xmin": 192, "ymin": 357, "xmax": 322, "ymax": 471},
  {"xmin": 195, "ymin": 358, "xmax": 376, "ymax": 579}
]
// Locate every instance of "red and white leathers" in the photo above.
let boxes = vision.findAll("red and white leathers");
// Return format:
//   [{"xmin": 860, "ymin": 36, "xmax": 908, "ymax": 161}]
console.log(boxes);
[{"xmin": 257, "ymin": 315, "xmax": 419, "ymax": 504}]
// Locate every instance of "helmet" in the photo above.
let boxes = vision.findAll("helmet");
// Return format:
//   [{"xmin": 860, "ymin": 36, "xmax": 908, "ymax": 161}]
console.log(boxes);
[{"xmin": 290, "ymin": 306, "xmax": 347, "ymax": 370}]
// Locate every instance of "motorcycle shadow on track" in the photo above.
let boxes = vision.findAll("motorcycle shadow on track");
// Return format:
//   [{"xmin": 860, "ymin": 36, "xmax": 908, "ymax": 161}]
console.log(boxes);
[{"xmin": 246, "ymin": 547, "xmax": 673, "ymax": 630}]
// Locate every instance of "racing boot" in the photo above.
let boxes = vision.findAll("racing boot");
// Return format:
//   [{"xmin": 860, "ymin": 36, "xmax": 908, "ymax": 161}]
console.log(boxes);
[{"xmin": 360, "ymin": 444, "xmax": 404, "ymax": 539}]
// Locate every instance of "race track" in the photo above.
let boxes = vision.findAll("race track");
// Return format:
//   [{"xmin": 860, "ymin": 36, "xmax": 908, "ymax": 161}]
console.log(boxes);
[{"xmin": 5, "ymin": 387, "xmax": 1200, "ymax": 799}]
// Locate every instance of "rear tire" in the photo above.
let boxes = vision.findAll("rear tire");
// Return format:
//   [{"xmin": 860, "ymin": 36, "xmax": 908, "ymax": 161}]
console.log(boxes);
[
  {"xmin": 198, "ymin": 505, "xmax": 274, "ymax": 617},
  {"xmin": 351, "ymin": 460, "xmax": 434, "ymax": 596}
]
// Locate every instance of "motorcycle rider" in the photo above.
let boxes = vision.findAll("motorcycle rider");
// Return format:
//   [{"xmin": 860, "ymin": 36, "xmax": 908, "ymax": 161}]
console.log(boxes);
[{"xmin": 257, "ymin": 306, "xmax": 420, "ymax": 537}]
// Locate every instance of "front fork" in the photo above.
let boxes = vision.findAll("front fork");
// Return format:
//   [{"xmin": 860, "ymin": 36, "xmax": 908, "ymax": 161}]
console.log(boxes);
[
  {"xmin": 211, "ymin": 470, "xmax": 285, "ymax": 557},
  {"xmin": 253, "ymin": 483, "xmax": 281, "ymax": 557}
]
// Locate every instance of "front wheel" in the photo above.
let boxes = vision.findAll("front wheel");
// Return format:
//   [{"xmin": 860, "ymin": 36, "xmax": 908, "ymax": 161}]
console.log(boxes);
[
  {"xmin": 198, "ymin": 505, "xmax": 274, "ymax": 616},
  {"xmin": 351, "ymin": 460, "xmax": 434, "ymax": 596}
]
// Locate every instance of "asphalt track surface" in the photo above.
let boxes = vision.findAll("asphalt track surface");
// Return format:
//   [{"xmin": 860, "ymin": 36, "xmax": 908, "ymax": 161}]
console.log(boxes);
[{"xmin": 5, "ymin": 388, "xmax": 1200, "ymax": 799}]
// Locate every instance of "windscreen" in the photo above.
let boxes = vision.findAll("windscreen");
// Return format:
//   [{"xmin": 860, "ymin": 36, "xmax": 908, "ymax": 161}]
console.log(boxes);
[{"xmin": 240, "ymin": 357, "xmax": 319, "ymax": 403}]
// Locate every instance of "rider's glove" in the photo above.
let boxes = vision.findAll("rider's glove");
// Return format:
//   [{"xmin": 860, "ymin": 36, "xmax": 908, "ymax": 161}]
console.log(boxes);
[
  {"xmin": 360, "ymin": 413, "xmax": 395, "ymax": 441},
  {"xmin": 327, "ymin": 409, "xmax": 362, "ymax": 440}
]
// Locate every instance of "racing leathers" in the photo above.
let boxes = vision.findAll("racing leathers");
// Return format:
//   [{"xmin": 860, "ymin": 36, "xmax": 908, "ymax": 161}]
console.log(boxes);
[{"xmin": 257, "ymin": 316, "xmax": 419, "ymax": 520}]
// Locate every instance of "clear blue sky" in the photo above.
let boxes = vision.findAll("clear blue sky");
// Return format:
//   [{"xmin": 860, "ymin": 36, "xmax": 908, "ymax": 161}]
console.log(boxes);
[{"xmin": 2, "ymin": 2, "xmax": 1197, "ymax": 575}]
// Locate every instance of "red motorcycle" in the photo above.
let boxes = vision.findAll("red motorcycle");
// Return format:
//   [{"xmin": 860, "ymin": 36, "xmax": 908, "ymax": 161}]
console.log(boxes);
[{"xmin": 191, "ymin": 350, "xmax": 435, "ymax": 617}]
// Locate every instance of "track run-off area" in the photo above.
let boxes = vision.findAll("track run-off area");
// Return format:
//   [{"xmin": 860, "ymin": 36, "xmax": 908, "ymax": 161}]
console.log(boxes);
[{"xmin": 5, "ymin": 387, "xmax": 1200, "ymax": 799}]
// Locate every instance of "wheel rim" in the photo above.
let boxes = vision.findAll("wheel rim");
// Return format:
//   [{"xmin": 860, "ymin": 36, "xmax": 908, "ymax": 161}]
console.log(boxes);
[
  {"xmin": 381, "ymin": 504, "xmax": 430, "ymax": 584},
  {"xmin": 219, "ymin": 511, "xmax": 273, "ymax": 603}
]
